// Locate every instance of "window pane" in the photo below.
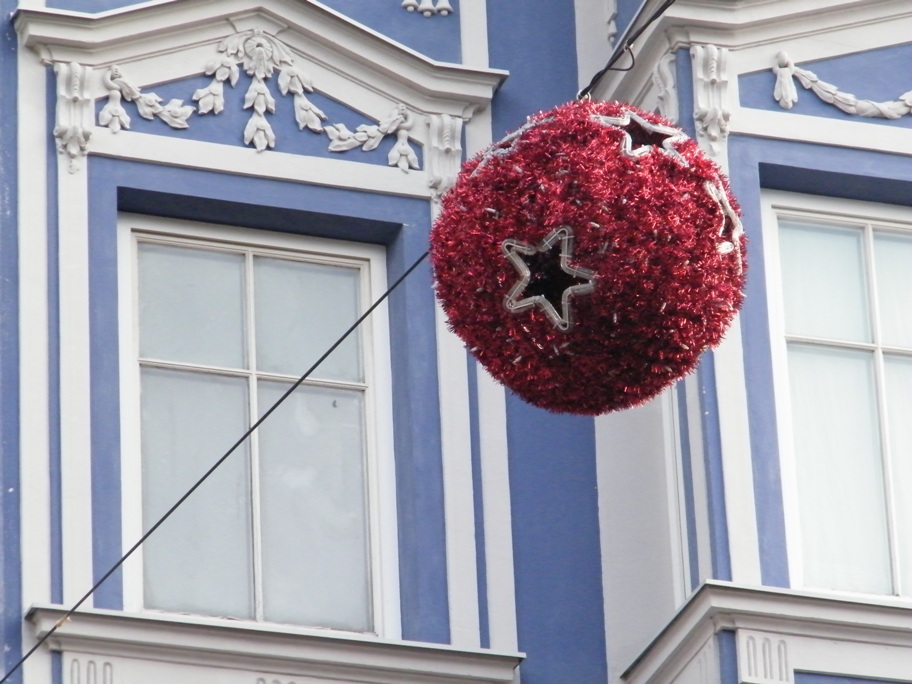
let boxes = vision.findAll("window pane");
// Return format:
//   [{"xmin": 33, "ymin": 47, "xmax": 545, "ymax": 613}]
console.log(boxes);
[
  {"xmin": 141, "ymin": 367, "xmax": 254, "ymax": 618},
  {"xmin": 788, "ymin": 344, "xmax": 892, "ymax": 594},
  {"xmin": 885, "ymin": 355, "xmax": 912, "ymax": 596},
  {"xmin": 139, "ymin": 243, "xmax": 246, "ymax": 368},
  {"xmin": 257, "ymin": 381, "xmax": 371, "ymax": 631},
  {"xmin": 874, "ymin": 232, "xmax": 912, "ymax": 348},
  {"xmin": 779, "ymin": 221, "xmax": 870, "ymax": 342},
  {"xmin": 254, "ymin": 257, "xmax": 363, "ymax": 381}
]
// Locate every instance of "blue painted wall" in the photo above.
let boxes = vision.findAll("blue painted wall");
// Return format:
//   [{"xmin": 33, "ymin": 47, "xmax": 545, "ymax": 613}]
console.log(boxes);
[
  {"xmin": 489, "ymin": 2, "xmax": 608, "ymax": 682},
  {"xmin": 0, "ymin": 0, "xmax": 22, "ymax": 679},
  {"xmin": 739, "ymin": 43, "xmax": 912, "ymax": 128}
]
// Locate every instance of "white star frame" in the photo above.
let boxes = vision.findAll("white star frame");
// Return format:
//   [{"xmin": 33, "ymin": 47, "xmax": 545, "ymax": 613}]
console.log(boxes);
[
  {"xmin": 703, "ymin": 180, "xmax": 745, "ymax": 274},
  {"xmin": 590, "ymin": 109, "xmax": 689, "ymax": 166},
  {"xmin": 502, "ymin": 226, "xmax": 596, "ymax": 332}
]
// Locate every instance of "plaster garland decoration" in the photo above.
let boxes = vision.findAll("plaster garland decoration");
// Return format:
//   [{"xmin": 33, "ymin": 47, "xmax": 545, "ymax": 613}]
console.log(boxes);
[
  {"xmin": 401, "ymin": 0, "xmax": 455, "ymax": 17},
  {"xmin": 430, "ymin": 100, "xmax": 746, "ymax": 415},
  {"xmin": 325, "ymin": 104, "xmax": 420, "ymax": 172},
  {"xmin": 100, "ymin": 66, "xmax": 195, "ymax": 132},
  {"xmin": 773, "ymin": 51, "xmax": 912, "ymax": 119},
  {"xmin": 53, "ymin": 62, "xmax": 93, "ymax": 173},
  {"xmin": 690, "ymin": 44, "xmax": 730, "ymax": 158},
  {"xmin": 93, "ymin": 27, "xmax": 421, "ymax": 170}
]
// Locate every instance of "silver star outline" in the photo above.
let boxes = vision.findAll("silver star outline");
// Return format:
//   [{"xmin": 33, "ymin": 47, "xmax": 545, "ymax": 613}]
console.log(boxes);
[
  {"xmin": 502, "ymin": 226, "xmax": 596, "ymax": 332},
  {"xmin": 471, "ymin": 116, "xmax": 556, "ymax": 178},
  {"xmin": 704, "ymin": 180, "xmax": 745, "ymax": 274},
  {"xmin": 590, "ymin": 110, "xmax": 689, "ymax": 166}
]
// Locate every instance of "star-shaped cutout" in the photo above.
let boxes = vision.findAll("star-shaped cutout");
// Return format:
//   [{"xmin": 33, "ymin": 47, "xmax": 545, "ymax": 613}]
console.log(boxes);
[
  {"xmin": 502, "ymin": 226, "xmax": 596, "ymax": 331},
  {"xmin": 591, "ymin": 110, "xmax": 689, "ymax": 166},
  {"xmin": 703, "ymin": 180, "xmax": 745, "ymax": 274}
]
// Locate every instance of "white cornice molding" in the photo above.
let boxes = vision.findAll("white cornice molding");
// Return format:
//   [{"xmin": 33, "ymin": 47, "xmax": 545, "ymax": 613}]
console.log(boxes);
[
  {"xmin": 622, "ymin": 581, "xmax": 912, "ymax": 684},
  {"xmin": 27, "ymin": 605, "xmax": 522, "ymax": 684},
  {"xmin": 590, "ymin": 0, "xmax": 911, "ymax": 103},
  {"xmin": 14, "ymin": 0, "xmax": 507, "ymax": 118}
]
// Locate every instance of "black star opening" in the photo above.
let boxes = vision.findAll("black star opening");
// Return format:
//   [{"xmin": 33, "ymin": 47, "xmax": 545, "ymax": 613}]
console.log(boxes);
[
  {"xmin": 502, "ymin": 226, "xmax": 596, "ymax": 331},
  {"xmin": 591, "ymin": 110, "xmax": 688, "ymax": 166}
]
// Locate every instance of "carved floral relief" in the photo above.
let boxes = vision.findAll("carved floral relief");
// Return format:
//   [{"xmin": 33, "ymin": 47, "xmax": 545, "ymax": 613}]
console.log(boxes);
[{"xmin": 92, "ymin": 28, "xmax": 420, "ymax": 171}]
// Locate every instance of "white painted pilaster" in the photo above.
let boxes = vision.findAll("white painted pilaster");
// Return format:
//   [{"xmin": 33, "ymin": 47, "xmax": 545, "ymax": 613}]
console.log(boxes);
[{"xmin": 18, "ymin": 44, "xmax": 53, "ymax": 684}]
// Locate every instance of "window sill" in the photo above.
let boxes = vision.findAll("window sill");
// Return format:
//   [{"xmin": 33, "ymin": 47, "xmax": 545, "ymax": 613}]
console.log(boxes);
[
  {"xmin": 623, "ymin": 580, "xmax": 912, "ymax": 684},
  {"xmin": 27, "ymin": 605, "xmax": 522, "ymax": 684}
]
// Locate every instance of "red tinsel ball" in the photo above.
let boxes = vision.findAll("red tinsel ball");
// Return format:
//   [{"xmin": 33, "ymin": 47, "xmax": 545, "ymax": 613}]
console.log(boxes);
[{"xmin": 430, "ymin": 100, "xmax": 746, "ymax": 414}]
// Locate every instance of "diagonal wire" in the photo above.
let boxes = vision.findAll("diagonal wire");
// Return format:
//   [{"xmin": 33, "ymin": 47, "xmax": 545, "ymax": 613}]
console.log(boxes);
[
  {"xmin": 577, "ymin": 0, "xmax": 678, "ymax": 100},
  {"xmin": 0, "ymin": 249, "xmax": 430, "ymax": 684}
]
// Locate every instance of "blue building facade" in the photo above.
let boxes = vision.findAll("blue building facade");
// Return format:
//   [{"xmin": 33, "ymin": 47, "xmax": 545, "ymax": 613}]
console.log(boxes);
[{"xmin": 0, "ymin": 1, "xmax": 909, "ymax": 683}]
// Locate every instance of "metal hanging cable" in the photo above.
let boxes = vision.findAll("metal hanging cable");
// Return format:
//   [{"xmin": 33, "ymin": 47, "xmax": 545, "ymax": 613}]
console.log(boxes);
[
  {"xmin": 0, "ymin": 250, "xmax": 429, "ymax": 684},
  {"xmin": 577, "ymin": 0, "xmax": 678, "ymax": 100}
]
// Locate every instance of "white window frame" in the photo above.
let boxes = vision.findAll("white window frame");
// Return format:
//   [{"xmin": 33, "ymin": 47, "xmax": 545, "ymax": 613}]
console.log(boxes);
[
  {"xmin": 116, "ymin": 213, "xmax": 401, "ymax": 638},
  {"xmin": 762, "ymin": 189, "xmax": 912, "ymax": 599}
]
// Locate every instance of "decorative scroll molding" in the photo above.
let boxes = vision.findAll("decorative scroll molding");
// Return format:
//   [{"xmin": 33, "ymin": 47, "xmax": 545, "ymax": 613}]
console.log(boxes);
[
  {"xmin": 653, "ymin": 52, "xmax": 678, "ymax": 123},
  {"xmin": 401, "ymin": 0, "xmax": 455, "ymax": 17},
  {"xmin": 426, "ymin": 113, "xmax": 463, "ymax": 199},
  {"xmin": 738, "ymin": 630, "xmax": 791, "ymax": 683},
  {"xmin": 53, "ymin": 62, "xmax": 93, "ymax": 173},
  {"xmin": 773, "ymin": 51, "xmax": 912, "ymax": 119},
  {"xmin": 690, "ymin": 44, "xmax": 730, "ymax": 160},
  {"xmin": 93, "ymin": 28, "xmax": 421, "ymax": 170}
]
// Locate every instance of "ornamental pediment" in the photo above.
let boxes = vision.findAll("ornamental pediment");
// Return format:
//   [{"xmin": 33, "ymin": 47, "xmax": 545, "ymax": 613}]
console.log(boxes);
[{"xmin": 15, "ymin": 0, "xmax": 506, "ymax": 174}]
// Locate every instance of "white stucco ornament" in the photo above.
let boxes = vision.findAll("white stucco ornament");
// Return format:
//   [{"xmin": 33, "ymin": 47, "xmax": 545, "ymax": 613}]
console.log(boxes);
[
  {"xmin": 100, "ymin": 66, "xmax": 194, "ymax": 133},
  {"xmin": 773, "ymin": 51, "xmax": 912, "ymax": 119},
  {"xmin": 94, "ymin": 27, "xmax": 421, "ymax": 168},
  {"xmin": 401, "ymin": 0, "xmax": 454, "ymax": 17}
]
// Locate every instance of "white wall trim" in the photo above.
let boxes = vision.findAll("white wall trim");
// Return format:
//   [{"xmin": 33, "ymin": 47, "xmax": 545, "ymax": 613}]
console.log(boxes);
[
  {"xmin": 623, "ymin": 581, "xmax": 912, "ymax": 684},
  {"xmin": 729, "ymin": 107, "xmax": 912, "ymax": 156},
  {"xmin": 17, "ymin": 37, "xmax": 53, "ymax": 684},
  {"xmin": 27, "ymin": 604, "xmax": 522, "ymax": 684},
  {"xmin": 459, "ymin": 0, "xmax": 489, "ymax": 69},
  {"xmin": 57, "ymin": 150, "xmax": 94, "ymax": 608}
]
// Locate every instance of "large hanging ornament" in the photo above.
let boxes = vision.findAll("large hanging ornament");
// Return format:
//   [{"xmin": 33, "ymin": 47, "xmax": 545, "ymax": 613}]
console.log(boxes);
[{"xmin": 430, "ymin": 100, "xmax": 746, "ymax": 414}]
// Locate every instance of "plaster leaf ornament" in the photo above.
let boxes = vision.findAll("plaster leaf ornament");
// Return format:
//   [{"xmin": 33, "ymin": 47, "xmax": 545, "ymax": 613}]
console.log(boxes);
[
  {"xmin": 690, "ymin": 45, "xmax": 730, "ymax": 158},
  {"xmin": 427, "ymin": 113, "xmax": 464, "ymax": 199},
  {"xmin": 99, "ymin": 66, "xmax": 195, "ymax": 131},
  {"xmin": 430, "ymin": 100, "xmax": 746, "ymax": 415},
  {"xmin": 401, "ymin": 0, "xmax": 454, "ymax": 17},
  {"xmin": 193, "ymin": 28, "xmax": 314, "ymax": 151},
  {"xmin": 53, "ymin": 62, "xmax": 93, "ymax": 173},
  {"xmin": 326, "ymin": 104, "xmax": 420, "ymax": 171},
  {"xmin": 773, "ymin": 51, "xmax": 912, "ymax": 119},
  {"xmin": 189, "ymin": 28, "xmax": 417, "ymax": 166}
]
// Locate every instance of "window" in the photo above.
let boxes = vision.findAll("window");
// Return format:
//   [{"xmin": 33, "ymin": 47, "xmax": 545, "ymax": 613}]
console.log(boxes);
[
  {"xmin": 764, "ymin": 192, "xmax": 912, "ymax": 597},
  {"xmin": 119, "ymin": 215, "xmax": 397, "ymax": 634}
]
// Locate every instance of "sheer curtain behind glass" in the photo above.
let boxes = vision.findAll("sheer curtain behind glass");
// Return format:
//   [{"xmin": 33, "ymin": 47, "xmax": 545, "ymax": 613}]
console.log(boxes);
[
  {"xmin": 137, "ymin": 239, "xmax": 372, "ymax": 631},
  {"xmin": 779, "ymin": 217, "xmax": 912, "ymax": 597}
]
